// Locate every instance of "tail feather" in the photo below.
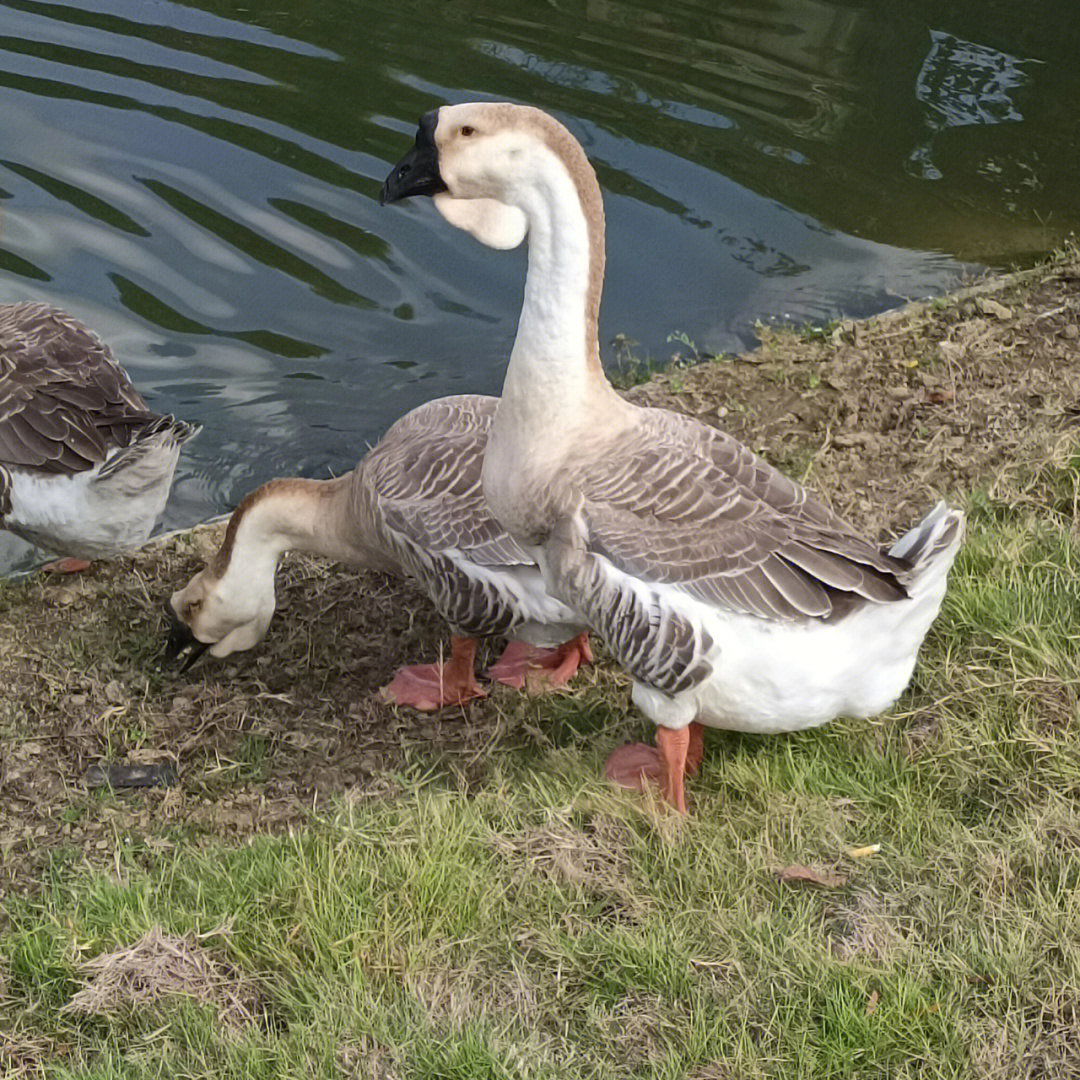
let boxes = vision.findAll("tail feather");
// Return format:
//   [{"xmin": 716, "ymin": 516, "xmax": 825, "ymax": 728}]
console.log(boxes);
[
  {"xmin": 138, "ymin": 414, "xmax": 201, "ymax": 446},
  {"xmin": 888, "ymin": 501, "xmax": 965, "ymax": 590}
]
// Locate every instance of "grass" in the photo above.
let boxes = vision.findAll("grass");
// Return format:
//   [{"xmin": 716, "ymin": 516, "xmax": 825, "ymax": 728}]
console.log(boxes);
[{"xmin": 2, "ymin": 485, "xmax": 1079, "ymax": 1079}]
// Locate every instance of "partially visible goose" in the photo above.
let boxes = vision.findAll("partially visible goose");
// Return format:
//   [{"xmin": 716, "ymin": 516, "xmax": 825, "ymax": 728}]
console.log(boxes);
[
  {"xmin": 382, "ymin": 103, "xmax": 964, "ymax": 810},
  {"xmin": 165, "ymin": 394, "xmax": 592, "ymax": 709},
  {"xmin": 0, "ymin": 302, "xmax": 198, "ymax": 570}
]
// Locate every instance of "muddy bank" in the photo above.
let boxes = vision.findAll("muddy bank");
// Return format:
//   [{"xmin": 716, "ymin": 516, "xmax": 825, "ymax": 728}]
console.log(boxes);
[{"xmin": 2, "ymin": 246, "xmax": 1078, "ymax": 895}]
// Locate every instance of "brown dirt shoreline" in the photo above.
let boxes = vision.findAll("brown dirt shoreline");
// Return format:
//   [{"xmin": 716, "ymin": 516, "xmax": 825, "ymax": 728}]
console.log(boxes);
[{"xmin": 2, "ymin": 244, "xmax": 1078, "ymax": 897}]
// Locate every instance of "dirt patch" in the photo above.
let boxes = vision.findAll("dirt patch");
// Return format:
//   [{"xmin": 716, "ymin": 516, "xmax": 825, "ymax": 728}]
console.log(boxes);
[
  {"xmin": 63, "ymin": 925, "xmax": 260, "ymax": 1033},
  {"xmin": 2, "ymin": 246, "xmax": 1079, "ymax": 897},
  {"xmin": 632, "ymin": 251, "xmax": 1080, "ymax": 538}
]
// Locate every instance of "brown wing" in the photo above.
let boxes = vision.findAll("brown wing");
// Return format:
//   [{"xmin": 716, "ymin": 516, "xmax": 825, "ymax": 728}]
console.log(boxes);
[
  {"xmin": 0, "ymin": 302, "xmax": 159, "ymax": 475},
  {"xmin": 368, "ymin": 394, "xmax": 532, "ymax": 566},
  {"xmin": 580, "ymin": 407, "xmax": 908, "ymax": 622}
]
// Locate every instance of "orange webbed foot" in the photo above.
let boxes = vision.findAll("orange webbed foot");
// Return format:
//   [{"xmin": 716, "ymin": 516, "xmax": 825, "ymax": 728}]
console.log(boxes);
[
  {"xmin": 380, "ymin": 663, "xmax": 486, "ymax": 711},
  {"xmin": 41, "ymin": 557, "xmax": 92, "ymax": 574},
  {"xmin": 604, "ymin": 742, "xmax": 663, "ymax": 789},
  {"xmin": 605, "ymin": 723, "xmax": 703, "ymax": 813},
  {"xmin": 380, "ymin": 636, "xmax": 485, "ymax": 712},
  {"xmin": 486, "ymin": 632, "xmax": 593, "ymax": 692}
]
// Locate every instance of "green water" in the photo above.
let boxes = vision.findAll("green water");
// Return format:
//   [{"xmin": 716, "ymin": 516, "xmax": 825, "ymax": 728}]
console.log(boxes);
[{"xmin": 0, "ymin": 0, "xmax": 1076, "ymax": 562}]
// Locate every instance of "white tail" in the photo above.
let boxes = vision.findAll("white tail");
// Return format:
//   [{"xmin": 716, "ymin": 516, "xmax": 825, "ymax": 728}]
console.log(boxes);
[{"xmin": 888, "ymin": 501, "xmax": 965, "ymax": 594}]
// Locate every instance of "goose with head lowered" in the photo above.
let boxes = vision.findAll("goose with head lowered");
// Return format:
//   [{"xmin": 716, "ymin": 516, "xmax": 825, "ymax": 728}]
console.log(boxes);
[
  {"xmin": 165, "ymin": 394, "xmax": 592, "ymax": 709},
  {"xmin": 0, "ymin": 302, "xmax": 198, "ymax": 572},
  {"xmin": 382, "ymin": 102, "xmax": 964, "ymax": 811}
]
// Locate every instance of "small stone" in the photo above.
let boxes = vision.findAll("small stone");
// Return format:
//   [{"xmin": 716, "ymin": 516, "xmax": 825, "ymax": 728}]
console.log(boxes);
[
  {"xmin": 103, "ymin": 680, "xmax": 124, "ymax": 705},
  {"xmin": 1064, "ymin": 323, "xmax": 1079, "ymax": 340}
]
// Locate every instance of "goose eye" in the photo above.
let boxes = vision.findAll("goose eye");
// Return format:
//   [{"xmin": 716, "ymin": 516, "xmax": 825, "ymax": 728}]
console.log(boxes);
[{"xmin": 460, "ymin": 125, "xmax": 475, "ymax": 137}]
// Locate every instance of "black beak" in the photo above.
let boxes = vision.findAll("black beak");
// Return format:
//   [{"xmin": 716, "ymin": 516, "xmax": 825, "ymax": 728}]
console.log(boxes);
[
  {"xmin": 380, "ymin": 110, "xmax": 448, "ymax": 205},
  {"xmin": 163, "ymin": 601, "xmax": 210, "ymax": 673}
]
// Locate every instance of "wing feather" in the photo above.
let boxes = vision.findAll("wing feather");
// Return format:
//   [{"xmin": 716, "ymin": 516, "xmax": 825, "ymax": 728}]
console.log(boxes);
[
  {"xmin": 368, "ymin": 394, "xmax": 533, "ymax": 567},
  {"xmin": 578, "ymin": 407, "xmax": 909, "ymax": 622},
  {"xmin": 0, "ymin": 302, "xmax": 164, "ymax": 476}
]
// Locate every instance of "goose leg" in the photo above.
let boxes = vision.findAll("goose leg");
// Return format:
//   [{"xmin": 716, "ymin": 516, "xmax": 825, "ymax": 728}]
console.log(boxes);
[
  {"xmin": 685, "ymin": 722, "xmax": 705, "ymax": 777},
  {"xmin": 486, "ymin": 631, "xmax": 593, "ymax": 691},
  {"xmin": 655, "ymin": 726, "xmax": 690, "ymax": 813},
  {"xmin": 381, "ymin": 635, "xmax": 487, "ymax": 711},
  {"xmin": 604, "ymin": 722, "xmax": 703, "ymax": 812}
]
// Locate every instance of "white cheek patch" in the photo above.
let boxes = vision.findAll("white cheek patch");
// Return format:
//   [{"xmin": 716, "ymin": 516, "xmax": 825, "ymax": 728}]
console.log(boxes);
[{"xmin": 433, "ymin": 192, "xmax": 528, "ymax": 249}]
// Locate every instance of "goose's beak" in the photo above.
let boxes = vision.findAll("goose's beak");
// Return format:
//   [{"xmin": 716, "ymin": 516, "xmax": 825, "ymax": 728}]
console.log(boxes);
[
  {"xmin": 163, "ymin": 601, "xmax": 209, "ymax": 672},
  {"xmin": 380, "ymin": 110, "xmax": 447, "ymax": 204}
]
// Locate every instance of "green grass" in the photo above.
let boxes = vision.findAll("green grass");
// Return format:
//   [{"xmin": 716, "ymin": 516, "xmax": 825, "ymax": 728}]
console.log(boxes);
[{"xmin": 3, "ymin": 493, "xmax": 1079, "ymax": 1079}]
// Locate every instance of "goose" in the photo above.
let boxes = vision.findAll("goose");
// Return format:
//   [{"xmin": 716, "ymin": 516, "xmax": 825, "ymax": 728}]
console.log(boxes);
[
  {"xmin": 165, "ymin": 394, "xmax": 592, "ymax": 709},
  {"xmin": 0, "ymin": 302, "xmax": 199, "ymax": 571},
  {"xmin": 381, "ymin": 103, "xmax": 965, "ymax": 811}
]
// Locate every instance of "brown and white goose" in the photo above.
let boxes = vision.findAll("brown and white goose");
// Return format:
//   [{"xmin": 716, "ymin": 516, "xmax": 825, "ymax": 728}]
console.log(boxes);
[
  {"xmin": 166, "ymin": 394, "xmax": 591, "ymax": 709},
  {"xmin": 382, "ymin": 103, "xmax": 965, "ymax": 811},
  {"xmin": 0, "ymin": 302, "xmax": 198, "ymax": 571}
]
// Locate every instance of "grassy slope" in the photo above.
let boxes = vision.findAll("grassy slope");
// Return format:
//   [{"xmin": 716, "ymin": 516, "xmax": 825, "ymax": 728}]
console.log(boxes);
[{"xmin": 3, "ymin": 468, "xmax": 1079, "ymax": 1078}]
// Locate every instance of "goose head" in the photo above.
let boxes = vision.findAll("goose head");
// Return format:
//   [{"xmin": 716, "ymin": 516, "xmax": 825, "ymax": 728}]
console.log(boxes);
[
  {"xmin": 165, "ymin": 565, "xmax": 276, "ymax": 670},
  {"xmin": 381, "ymin": 102, "xmax": 594, "ymax": 250}
]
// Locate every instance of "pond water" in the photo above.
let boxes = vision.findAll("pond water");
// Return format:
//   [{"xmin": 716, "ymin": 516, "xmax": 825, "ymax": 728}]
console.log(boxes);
[{"xmin": 1, "ymin": 0, "xmax": 1078, "ymax": 570}]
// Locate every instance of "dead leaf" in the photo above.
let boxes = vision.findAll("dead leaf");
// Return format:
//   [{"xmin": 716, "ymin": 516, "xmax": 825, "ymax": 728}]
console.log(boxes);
[
  {"xmin": 866, "ymin": 990, "xmax": 880, "ymax": 1015},
  {"xmin": 976, "ymin": 297, "xmax": 1013, "ymax": 320},
  {"xmin": 924, "ymin": 388, "xmax": 954, "ymax": 405},
  {"xmin": 774, "ymin": 864, "xmax": 848, "ymax": 888}
]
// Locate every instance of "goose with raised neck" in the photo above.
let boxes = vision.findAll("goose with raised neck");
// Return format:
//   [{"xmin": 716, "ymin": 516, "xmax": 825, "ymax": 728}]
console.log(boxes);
[
  {"xmin": 0, "ymin": 302, "xmax": 199, "ymax": 571},
  {"xmin": 166, "ymin": 395, "xmax": 591, "ymax": 709},
  {"xmin": 382, "ymin": 102, "xmax": 965, "ymax": 811}
]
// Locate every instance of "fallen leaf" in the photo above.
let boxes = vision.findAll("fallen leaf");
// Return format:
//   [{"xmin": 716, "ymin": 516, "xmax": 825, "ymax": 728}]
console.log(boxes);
[
  {"xmin": 774, "ymin": 864, "xmax": 848, "ymax": 888},
  {"xmin": 976, "ymin": 297, "xmax": 1013, "ymax": 320},
  {"xmin": 866, "ymin": 990, "xmax": 880, "ymax": 1016},
  {"xmin": 924, "ymin": 388, "xmax": 954, "ymax": 405}
]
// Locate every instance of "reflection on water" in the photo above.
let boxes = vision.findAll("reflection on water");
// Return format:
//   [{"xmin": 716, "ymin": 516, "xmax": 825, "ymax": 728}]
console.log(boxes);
[
  {"xmin": 0, "ymin": 0, "xmax": 1077, "ymax": 572},
  {"xmin": 909, "ymin": 30, "xmax": 1041, "ymax": 180}
]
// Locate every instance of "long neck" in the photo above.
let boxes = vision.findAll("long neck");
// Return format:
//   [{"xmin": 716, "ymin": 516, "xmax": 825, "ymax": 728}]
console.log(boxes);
[
  {"xmin": 501, "ymin": 148, "xmax": 617, "ymax": 419},
  {"xmin": 211, "ymin": 475, "xmax": 376, "ymax": 586}
]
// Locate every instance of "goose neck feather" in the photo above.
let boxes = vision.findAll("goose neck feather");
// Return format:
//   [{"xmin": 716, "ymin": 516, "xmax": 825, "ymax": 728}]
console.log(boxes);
[{"xmin": 213, "ymin": 475, "xmax": 378, "ymax": 583}]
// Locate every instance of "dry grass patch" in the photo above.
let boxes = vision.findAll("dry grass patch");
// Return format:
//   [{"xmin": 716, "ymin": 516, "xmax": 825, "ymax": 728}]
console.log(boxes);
[
  {"xmin": 490, "ymin": 810, "xmax": 646, "ymax": 925},
  {"xmin": 63, "ymin": 925, "xmax": 261, "ymax": 1034}
]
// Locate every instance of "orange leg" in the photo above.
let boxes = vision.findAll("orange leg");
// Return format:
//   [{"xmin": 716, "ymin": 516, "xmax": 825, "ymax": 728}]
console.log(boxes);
[
  {"xmin": 381, "ymin": 636, "xmax": 486, "ymax": 711},
  {"xmin": 655, "ymin": 726, "xmax": 690, "ymax": 813},
  {"xmin": 486, "ymin": 631, "xmax": 594, "ymax": 691},
  {"xmin": 604, "ymin": 722, "xmax": 704, "ymax": 813},
  {"xmin": 685, "ymin": 722, "xmax": 705, "ymax": 777}
]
